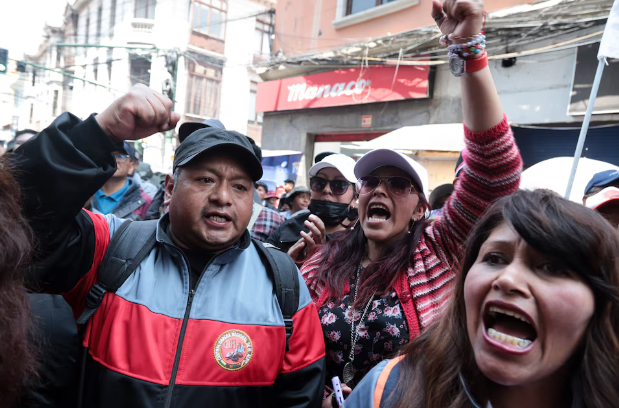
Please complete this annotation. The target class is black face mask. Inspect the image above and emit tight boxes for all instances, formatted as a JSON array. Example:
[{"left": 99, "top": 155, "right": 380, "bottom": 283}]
[{"left": 308, "top": 200, "right": 354, "bottom": 227}]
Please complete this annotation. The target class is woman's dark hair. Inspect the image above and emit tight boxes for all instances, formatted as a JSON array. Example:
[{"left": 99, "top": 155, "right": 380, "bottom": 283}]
[
  {"left": 0, "top": 158, "right": 37, "bottom": 406},
  {"left": 389, "top": 189, "right": 619, "bottom": 408},
  {"left": 315, "top": 188, "right": 428, "bottom": 309}
]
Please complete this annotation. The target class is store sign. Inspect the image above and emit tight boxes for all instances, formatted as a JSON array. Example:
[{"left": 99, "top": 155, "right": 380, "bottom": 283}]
[
  {"left": 256, "top": 65, "right": 429, "bottom": 112},
  {"left": 361, "top": 115, "right": 372, "bottom": 127}
]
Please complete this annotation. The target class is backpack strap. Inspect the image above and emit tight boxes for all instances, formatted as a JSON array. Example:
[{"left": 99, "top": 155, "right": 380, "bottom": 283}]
[
  {"left": 374, "top": 355, "right": 406, "bottom": 408},
  {"left": 252, "top": 239, "right": 300, "bottom": 352},
  {"left": 76, "top": 220, "right": 158, "bottom": 325}
]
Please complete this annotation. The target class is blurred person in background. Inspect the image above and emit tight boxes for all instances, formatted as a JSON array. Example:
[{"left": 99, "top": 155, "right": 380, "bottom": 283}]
[
  {"left": 583, "top": 170, "right": 619, "bottom": 228},
  {"left": 428, "top": 183, "right": 454, "bottom": 218},
  {"left": 278, "top": 179, "right": 297, "bottom": 212},
  {"left": 127, "top": 149, "right": 158, "bottom": 199},
  {"left": 284, "top": 179, "right": 295, "bottom": 194},
  {"left": 288, "top": 187, "right": 311, "bottom": 217},
  {"left": 255, "top": 181, "right": 269, "bottom": 203},
  {"left": 6, "top": 129, "right": 37, "bottom": 153},
  {"left": 265, "top": 191, "right": 279, "bottom": 209},
  {"left": 346, "top": 189, "right": 619, "bottom": 408},
  {"left": 90, "top": 141, "right": 153, "bottom": 220}
]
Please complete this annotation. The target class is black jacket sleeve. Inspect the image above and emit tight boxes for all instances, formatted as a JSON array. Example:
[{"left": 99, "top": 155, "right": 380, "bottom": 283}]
[
  {"left": 11, "top": 113, "right": 120, "bottom": 292},
  {"left": 266, "top": 222, "right": 283, "bottom": 247},
  {"left": 272, "top": 358, "right": 326, "bottom": 408}
]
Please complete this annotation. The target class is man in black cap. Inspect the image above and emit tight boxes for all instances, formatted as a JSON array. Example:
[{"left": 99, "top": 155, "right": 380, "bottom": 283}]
[{"left": 11, "top": 84, "right": 325, "bottom": 408}]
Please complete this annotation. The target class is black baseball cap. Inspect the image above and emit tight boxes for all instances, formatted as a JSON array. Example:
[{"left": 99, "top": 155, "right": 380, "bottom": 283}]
[
  {"left": 173, "top": 127, "right": 263, "bottom": 181},
  {"left": 178, "top": 119, "right": 226, "bottom": 143}
]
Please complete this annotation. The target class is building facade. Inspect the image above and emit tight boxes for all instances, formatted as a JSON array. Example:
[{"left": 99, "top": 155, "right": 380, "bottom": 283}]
[
  {"left": 257, "top": 0, "right": 619, "bottom": 189},
  {"left": 24, "top": 0, "right": 275, "bottom": 172}
]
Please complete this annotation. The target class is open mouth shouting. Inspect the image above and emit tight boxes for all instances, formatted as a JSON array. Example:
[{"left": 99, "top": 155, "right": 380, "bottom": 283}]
[
  {"left": 367, "top": 202, "right": 391, "bottom": 223},
  {"left": 483, "top": 302, "right": 537, "bottom": 352},
  {"left": 204, "top": 211, "right": 233, "bottom": 227}
]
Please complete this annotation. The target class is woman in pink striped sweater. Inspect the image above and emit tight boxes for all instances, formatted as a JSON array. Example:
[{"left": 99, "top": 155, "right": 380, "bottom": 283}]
[{"left": 300, "top": 1, "right": 522, "bottom": 405}]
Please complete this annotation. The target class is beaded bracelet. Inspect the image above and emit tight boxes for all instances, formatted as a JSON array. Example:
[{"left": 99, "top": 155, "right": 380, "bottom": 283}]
[{"left": 446, "top": 33, "right": 486, "bottom": 58}]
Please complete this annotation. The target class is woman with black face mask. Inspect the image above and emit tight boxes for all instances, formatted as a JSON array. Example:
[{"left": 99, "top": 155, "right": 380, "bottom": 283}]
[{"left": 266, "top": 153, "right": 357, "bottom": 256}]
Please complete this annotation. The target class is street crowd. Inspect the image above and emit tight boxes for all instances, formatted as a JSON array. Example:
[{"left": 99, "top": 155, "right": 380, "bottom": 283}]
[{"left": 2, "top": 1, "right": 619, "bottom": 408}]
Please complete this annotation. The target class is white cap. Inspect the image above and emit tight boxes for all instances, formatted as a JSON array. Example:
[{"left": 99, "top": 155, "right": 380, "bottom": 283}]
[
  {"left": 309, "top": 153, "right": 357, "bottom": 183},
  {"left": 585, "top": 186, "right": 619, "bottom": 210},
  {"left": 354, "top": 149, "right": 429, "bottom": 197}
]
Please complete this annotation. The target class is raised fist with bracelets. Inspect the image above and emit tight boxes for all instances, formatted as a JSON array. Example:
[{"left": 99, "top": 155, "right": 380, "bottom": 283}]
[{"left": 433, "top": 0, "right": 489, "bottom": 77}]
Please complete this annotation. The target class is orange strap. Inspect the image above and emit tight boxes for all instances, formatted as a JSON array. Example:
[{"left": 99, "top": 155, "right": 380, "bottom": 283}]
[{"left": 373, "top": 355, "right": 406, "bottom": 408}]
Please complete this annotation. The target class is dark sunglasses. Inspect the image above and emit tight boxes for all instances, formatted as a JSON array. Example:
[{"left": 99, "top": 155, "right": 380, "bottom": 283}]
[
  {"left": 310, "top": 177, "right": 352, "bottom": 196},
  {"left": 357, "top": 176, "right": 418, "bottom": 197}
]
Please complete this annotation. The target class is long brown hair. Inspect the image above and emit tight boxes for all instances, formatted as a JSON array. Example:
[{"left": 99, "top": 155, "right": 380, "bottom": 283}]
[
  {"left": 389, "top": 189, "right": 619, "bottom": 408},
  {"left": 0, "top": 158, "right": 37, "bottom": 406}
]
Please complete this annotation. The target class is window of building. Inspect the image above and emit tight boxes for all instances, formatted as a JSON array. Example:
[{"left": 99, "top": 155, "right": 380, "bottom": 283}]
[
  {"left": 110, "top": 0, "right": 116, "bottom": 32},
  {"left": 347, "top": 0, "right": 398, "bottom": 15},
  {"left": 130, "top": 54, "right": 151, "bottom": 86},
  {"left": 107, "top": 50, "right": 113, "bottom": 83},
  {"left": 96, "top": 5, "right": 102, "bottom": 40},
  {"left": 135, "top": 0, "right": 156, "bottom": 19},
  {"left": 52, "top": 90, "right": 59, "bottom": 117},
  {"left": 85, "top": 16, "right": 90, "bottom": 44},
  {"left": 248, "top": 84, "right": 263, "bottom": 124},
  {"left": 192, "top": 0, "right": 227, "bottom": 39},
  {"left": 185, "top": 60, "right": 221, "bottom": 118},
  {"left": 93, "top": 57, "right": 99, "bottom": 82},
  {"left": 254, "top": 19, "right": 270, "bottom": 56}
]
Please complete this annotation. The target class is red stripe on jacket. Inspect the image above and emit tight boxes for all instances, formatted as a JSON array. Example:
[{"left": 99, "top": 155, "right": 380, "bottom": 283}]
[
  {"left": 62, "top": 210, "right": 110, "bottom": 321},
  {"left": 85, "top": 294, "right": 324, "bottom": 386},
  {"left": 281, "top": 302, "right": 326, "bottom": 373}
]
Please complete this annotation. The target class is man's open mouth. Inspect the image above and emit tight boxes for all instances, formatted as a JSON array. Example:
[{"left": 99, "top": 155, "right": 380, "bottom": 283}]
[
  {"left": 367, "top": 203, "right": 391, "bottom": 222},
  {"left": 205, "top": 213, "right": 232, "bottom": 223},
  {"left": 483, "top": 305, "right": 537, "bottom": 349}
]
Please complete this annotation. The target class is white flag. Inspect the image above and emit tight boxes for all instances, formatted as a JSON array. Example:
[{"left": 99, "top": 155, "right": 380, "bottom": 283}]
[{"left": 599, "top": 0, "right": 619, "bottom": 60}]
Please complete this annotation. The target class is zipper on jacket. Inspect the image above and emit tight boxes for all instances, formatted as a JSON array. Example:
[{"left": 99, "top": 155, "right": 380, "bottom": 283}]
[
  {"left": 163, "top": 288, "right": 196, "bottom": 408},
  {"left": 162, "top": 248, "right": 229, "bottom": 408}
]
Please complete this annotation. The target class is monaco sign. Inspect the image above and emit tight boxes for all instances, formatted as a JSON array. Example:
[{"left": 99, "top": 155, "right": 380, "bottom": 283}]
[{"left": 256, "top": 65, "right": 429, "bottom": 113}]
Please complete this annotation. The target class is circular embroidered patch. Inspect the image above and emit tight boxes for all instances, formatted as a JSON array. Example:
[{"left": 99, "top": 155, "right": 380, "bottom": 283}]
[{"left": 213, "top": 330, "right": 253, "bottom": 371}]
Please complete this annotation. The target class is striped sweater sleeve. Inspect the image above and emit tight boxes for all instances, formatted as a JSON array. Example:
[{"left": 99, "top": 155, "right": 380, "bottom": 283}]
[
  {"left": 428, "top": 115, "right": 522, "bottom": 262},
  {"left": 300, "top": 250, "right": 326, "bottom": 304}
]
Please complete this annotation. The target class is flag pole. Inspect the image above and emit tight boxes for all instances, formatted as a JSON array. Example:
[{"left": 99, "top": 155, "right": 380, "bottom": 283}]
[{"left": 564, "top": 58, "right": 606, "bottom": 199}]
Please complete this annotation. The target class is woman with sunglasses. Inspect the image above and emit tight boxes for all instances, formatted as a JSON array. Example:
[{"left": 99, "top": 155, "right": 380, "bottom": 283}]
[
  {"left": 301, "top": 0, "right": 522, "bottom": 405},
  {"left": 267, "top": 153, "right": 358, "bottom": 255}
]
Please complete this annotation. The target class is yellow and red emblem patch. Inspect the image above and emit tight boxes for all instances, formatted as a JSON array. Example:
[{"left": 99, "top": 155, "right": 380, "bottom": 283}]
[{"left": 213, "top": 329, "right": 253, "bottom": 371}]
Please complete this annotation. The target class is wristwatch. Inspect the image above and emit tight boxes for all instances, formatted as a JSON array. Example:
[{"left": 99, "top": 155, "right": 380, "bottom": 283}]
[{"left": 449, "top": 51, "right": 488, "bottom": 77}]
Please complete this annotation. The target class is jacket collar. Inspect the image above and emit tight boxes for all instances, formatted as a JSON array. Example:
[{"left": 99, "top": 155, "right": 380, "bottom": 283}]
[{"left": 156, "top": 213, "right": 252, "bottom": 265}]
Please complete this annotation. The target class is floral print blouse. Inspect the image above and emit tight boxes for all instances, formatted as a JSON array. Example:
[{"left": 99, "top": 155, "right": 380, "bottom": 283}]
[{"left": 317, "top": 269, "right": 410, "bottom": 389}]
